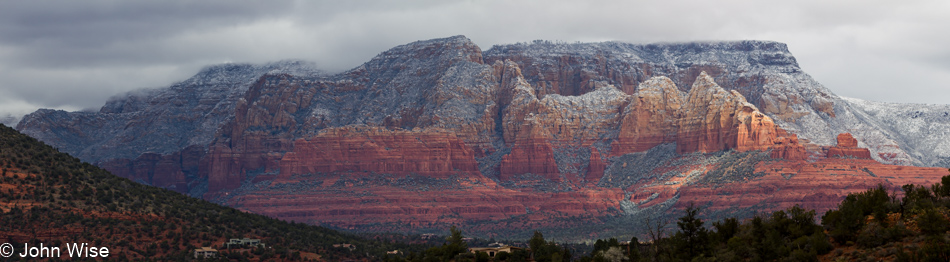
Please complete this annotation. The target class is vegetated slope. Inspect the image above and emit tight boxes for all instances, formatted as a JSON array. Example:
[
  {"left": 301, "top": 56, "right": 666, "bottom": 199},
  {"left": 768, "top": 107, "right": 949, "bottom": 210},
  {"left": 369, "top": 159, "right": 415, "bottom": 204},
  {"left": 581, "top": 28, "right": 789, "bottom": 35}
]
[
  {"left": 580, "top": 176, "right": 950, "bottom": 262},
  {"left": 0, "top": 123, "right": 424, "bottom": 261}
]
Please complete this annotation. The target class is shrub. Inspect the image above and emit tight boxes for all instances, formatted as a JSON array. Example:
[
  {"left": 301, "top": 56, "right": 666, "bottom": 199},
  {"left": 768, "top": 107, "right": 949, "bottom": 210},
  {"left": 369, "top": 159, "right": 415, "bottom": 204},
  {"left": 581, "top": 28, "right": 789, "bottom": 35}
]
[
  {"left": 916, "top": 209, "right": 948, "bottom": 236},
  {"left": 822, "top": 185, "right": 893, "bottom": 244}
]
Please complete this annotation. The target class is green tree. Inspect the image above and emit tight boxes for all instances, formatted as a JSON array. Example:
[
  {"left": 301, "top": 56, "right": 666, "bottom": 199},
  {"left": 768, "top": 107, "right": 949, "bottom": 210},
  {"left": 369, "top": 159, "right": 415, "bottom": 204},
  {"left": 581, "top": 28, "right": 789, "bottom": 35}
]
[
  {"left": 593, "top": 239, "right": 606, "bottom": 253},
  {"left": 627, "top": 237, "right": 640, "bottom": 261},
  {"left": 508, "top": 248, "right": 530, "bottom": 262},
  {"left": 822, "top": 184, "right": 893, "bottom": 244},
  {"left": 674, "top": 203, "right": 708, "bottom": 259},
  {"left": 930, "top": 175, "right": 950, "bottom": 197},
  {"left": 494, "top": 251, "right": 510, "bottom": 261},
  {"left": 448, "top": 226, "right": 467, "bottom": 253},
  {"left": 919, "top": 238, "right": 950, "bottom": 262},
  {"left": 917, "top": 209, "right": 948, "bottom": 236},
  {"left": 529, "top": 231, "right": 545, "bottom": 260},
  {"left": 474, "top": 251, "right": 490, "bottom": 262},
  {"left": 712, "top": 217, "right": 739, "bottom": 243}
]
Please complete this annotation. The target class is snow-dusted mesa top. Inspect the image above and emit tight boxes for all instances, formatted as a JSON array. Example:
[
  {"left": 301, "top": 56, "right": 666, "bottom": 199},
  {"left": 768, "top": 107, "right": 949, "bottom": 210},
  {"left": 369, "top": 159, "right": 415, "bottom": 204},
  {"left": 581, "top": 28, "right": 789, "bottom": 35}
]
[{"left": 486, "top": 40, "right": 800, "bottom": 73}]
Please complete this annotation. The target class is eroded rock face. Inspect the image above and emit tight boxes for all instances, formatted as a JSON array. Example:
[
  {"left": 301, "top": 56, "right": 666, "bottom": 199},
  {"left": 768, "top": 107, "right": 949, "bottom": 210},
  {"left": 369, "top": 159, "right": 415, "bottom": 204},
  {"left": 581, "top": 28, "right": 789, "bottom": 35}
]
[
  {"left": 279, "top": 126, "right": 479, "bottom": 178},
  {"left": 678, "top": 72, "right": 778, "bottom": 154},
  {"left": 209, "top": 65, "right": 816, "bottom": 236},
  {"left": 98, "top": 145, "right": 205, "bottom": 193},
  {"left": 482, "top": 40, "right": 950, "bottom": 167},
  {"left": 231, "top": 179, "right": 626, "bottom": 236},
  {"left": 676, "top": 158, "right": 947, "bottom": 216},
  {"left": 14, "top": 36, "right": 949, "bottom": 239},
  {"left": 193, "top": 38, "right": 819, "bottom": 237},
  {"left": 609, "top": 72, "right": 807, "bottom": 160},
  {"left": 204, "top": 36, "right": 500, "bottom": 193},
  {"left": 612, "top": 77, "right": 683, "bottom": 156},
  {"left": 17, "top": 61, "right": 321, "bottom": 194},
  {"left": 768, "top": 130, "right": 807, "bottom": 160},
  {"left": 828, "top": 133, "right": 872, "bottom": 159}
]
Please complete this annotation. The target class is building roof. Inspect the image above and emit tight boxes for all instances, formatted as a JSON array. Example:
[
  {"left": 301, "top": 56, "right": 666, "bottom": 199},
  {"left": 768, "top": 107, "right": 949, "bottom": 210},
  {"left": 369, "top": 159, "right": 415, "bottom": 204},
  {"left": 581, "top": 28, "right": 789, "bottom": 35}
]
[
  {"left": 470, "top": 246, "right": 523, "bottom": 252},
  {"left": 195, "top": 247, "right": 218, "bottom": 252}
]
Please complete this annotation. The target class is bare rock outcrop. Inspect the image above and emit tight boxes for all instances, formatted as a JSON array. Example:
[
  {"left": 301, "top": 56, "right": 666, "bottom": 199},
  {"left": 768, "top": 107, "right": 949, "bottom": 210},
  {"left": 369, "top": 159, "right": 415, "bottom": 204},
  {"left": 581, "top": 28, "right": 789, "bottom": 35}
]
[
  {"left": 768, "top": 130, "right": 807, "bottom": 160},
  {"left": 609, "top": 72, "right": 807, "bottom": 160},
  {"left": 279, "top": 126, "right": 479, "bottom": 178},
  {"left": 678, "top": 72, "right": 775, "bottom": 153},
  {"left": 827, "top": 133, "right": 872, "bottom": 159},
  {"left": 676, "top": 158, "right": 947, "bottom": 216},
  {"left": 612, "top": 76, "right": 683, "bottom": 156}
]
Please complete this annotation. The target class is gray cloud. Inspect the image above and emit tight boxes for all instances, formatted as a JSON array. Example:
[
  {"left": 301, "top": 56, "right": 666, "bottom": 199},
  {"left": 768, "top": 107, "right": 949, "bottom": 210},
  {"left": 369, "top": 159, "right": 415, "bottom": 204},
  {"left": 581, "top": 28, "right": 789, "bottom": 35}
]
[{"left": 1, "top": 0, "right": 948, "bottom": 123}]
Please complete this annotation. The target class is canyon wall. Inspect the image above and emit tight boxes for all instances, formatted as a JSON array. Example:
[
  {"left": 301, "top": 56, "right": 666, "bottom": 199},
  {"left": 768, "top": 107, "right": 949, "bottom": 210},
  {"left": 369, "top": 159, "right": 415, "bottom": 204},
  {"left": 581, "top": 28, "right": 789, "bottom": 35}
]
[{"left": 15, "top": 35, "right": 950, "bottom": 238}]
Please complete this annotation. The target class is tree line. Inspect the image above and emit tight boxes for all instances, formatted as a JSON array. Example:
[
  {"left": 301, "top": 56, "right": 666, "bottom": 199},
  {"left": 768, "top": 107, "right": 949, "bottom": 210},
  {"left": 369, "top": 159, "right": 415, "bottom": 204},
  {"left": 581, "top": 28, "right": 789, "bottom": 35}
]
[
  {"left": 388, "top": 174, "right": 950, "bottom": 261},
  {"left": 582, "top": 175, "right": 950, "bottom": 261}
]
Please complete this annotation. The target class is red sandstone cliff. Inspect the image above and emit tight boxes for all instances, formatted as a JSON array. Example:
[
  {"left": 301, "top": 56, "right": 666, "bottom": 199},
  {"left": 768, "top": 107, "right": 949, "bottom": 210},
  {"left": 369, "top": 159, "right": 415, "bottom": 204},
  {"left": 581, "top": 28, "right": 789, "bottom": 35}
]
[
  {"left": 98, "top": 145, "right": 205, "bottom": 192},
  {"left": 827, "top": 133, "right": 873, "bottom": 159},
  {"left": 612, "top": 76, "right": 683, "bottom": 155},
  {"left": 17, "top": 36, "right": 950, "bottom": 239},
  {"left": 205, "top": 67, "right": 820, "bottom": 235},
  {"left": 211, "top": 69, "right": 827, "bottom": 236},
  {"left": 677, "top": 72, "right": 801, "bottom": 155},
  {"left": 674, "top": 158, "right": 947, "bottom": 216},
  {"left": 279, "top": 126, "right": 480, "bottom": 178},
  {"left": 610, "top": 72, "right": 807, "bottom": 160}
]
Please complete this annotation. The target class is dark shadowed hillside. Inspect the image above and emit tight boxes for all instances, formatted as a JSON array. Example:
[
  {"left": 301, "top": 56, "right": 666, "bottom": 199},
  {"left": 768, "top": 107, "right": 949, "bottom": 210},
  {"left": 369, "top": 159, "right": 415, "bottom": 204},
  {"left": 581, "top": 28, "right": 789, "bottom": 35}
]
[{"left": 0, "top": 123, "right": 429, "bottom": 261}]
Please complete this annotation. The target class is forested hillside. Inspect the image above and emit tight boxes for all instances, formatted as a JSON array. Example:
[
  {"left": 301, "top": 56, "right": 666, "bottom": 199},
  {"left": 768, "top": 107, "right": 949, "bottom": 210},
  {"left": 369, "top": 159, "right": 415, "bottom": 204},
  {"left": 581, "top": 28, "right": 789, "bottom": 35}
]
[
  {"left": 0, "top": 123, "right": 428, "bottom": 261},
  {"left": 580, "top": 177, "right": 950, "bottom": 261}
]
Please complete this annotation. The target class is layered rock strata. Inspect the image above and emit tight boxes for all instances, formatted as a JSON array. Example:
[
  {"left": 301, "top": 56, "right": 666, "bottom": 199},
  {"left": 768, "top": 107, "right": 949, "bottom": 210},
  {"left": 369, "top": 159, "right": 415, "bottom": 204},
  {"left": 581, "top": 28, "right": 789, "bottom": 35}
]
[
  {"left": 675, "top": 158, "right": 947, "bottom": 216},
  {"left": 827, "top": 133, "right": 873, "bottom": 159},
  {"left": 279, "top": 126, "right": 480, "bottom": 178},
  {"left": 14, "top": 36, "right": 950, "bottom": 238}
]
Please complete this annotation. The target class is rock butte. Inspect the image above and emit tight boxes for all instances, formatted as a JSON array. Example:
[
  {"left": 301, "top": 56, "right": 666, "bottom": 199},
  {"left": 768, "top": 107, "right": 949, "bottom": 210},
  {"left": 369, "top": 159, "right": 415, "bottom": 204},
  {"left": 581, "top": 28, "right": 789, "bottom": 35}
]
[
  {"left": 827, "top": 133, "right": 873, "bottom": 159},
  {"left": 15, "top": 36, "right": 950, "bottom": 238}
]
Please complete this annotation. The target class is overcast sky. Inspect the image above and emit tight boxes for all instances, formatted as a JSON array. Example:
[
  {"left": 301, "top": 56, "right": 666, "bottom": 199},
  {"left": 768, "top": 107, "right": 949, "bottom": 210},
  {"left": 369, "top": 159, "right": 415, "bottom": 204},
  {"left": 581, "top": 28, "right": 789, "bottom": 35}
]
[{"left": 2, "top": 0, "right": 948, "bottom": 125}]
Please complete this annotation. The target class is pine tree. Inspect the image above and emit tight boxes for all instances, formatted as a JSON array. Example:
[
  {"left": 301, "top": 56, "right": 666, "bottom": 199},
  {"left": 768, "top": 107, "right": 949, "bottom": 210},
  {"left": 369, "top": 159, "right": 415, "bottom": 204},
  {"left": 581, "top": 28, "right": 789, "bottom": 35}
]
[{"left": 675, "top": 203, "right": 708, "bottom": 259}]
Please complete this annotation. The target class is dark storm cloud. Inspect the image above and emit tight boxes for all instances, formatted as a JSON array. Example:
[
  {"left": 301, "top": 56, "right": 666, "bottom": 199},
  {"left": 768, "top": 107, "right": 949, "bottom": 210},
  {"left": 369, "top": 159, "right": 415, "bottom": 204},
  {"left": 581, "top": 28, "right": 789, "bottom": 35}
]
[
  {"left": 0, "top": 0, "right": 297, "bottom": 124},
  {"left": 1, "top": 0, "right": 948, "bottom": 125},
  {"left": 0, "top": 1, "right": 294, "bottom": 67}
]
